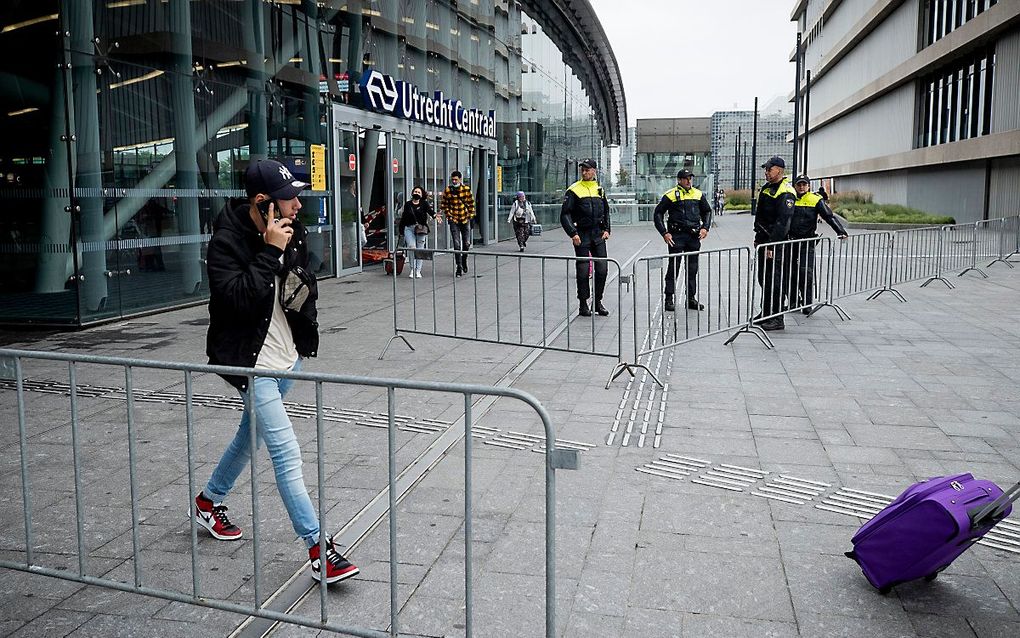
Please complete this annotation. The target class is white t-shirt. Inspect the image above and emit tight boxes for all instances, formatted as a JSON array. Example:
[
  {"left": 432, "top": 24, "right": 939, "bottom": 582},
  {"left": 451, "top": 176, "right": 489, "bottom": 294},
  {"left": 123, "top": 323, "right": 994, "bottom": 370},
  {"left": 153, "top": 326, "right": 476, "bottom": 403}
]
[{"left": 256, "top": 259, "right": 299, "bottom": 371}]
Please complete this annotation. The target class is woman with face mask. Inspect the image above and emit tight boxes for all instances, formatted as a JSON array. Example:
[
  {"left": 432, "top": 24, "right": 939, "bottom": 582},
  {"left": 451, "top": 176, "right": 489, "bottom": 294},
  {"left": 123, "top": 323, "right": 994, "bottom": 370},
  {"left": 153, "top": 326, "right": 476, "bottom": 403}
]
[
  {"left": 399, "top": 186, "right": 439, "bottom": 278},
  {"left": 507, "top": 191, "right": 537, "bottom": 252}
]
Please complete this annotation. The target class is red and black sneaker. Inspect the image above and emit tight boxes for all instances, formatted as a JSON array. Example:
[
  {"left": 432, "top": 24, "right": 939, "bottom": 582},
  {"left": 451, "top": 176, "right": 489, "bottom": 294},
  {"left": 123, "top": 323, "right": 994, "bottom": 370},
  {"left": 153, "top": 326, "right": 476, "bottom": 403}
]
[
  {"left": 193, "top": 492, "right": 242, "bottom": 541},
  {"left": 309, "top": 537, "right": 359, "bottom": 584}
]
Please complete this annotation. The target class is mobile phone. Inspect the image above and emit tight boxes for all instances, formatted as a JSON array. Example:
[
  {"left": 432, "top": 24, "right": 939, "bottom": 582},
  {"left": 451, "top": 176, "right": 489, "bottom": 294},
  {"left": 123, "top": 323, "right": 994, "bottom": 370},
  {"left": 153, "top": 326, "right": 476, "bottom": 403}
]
[{"left": 256, "top": 198, "right": 276, "bottom": 224}]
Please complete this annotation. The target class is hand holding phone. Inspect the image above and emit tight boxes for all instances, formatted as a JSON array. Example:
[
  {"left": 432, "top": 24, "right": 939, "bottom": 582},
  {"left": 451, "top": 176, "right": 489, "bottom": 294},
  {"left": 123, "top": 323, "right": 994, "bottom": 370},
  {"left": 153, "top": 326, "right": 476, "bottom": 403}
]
[{"left": 261, "top": 200, "right": 293, "bottom": 250}]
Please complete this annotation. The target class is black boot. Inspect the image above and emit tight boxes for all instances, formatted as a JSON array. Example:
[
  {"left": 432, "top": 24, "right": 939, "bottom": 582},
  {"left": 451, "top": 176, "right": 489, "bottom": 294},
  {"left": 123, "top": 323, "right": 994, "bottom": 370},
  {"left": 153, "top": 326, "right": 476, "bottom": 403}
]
[
  {"left": 595, "top": 301, "right": 610, "bottom": 317},
  {"left": 687, "top": 298, "right": 704, "bottom": 310},
  {"left": 664, "top": 295, "right": 675, "bottom": 312},
  {"left": 579, "top": 300, "right": 592, "bottom": 317},
  {"left": 759, "top": 317, "right": 785, "bottom": 331}
]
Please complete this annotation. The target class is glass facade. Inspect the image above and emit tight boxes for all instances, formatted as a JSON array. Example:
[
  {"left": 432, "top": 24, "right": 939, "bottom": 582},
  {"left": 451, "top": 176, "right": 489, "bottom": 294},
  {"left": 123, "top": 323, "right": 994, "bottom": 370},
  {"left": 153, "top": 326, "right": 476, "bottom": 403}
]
[
  {"left": 0, "top": 1, "right": 613, "bottom": 326},
  {"left": 635, "top": 152, "right": 711, "bottom": 203},
  {"left": 710, "top": 111, "right": 794, "bottom": 192}
]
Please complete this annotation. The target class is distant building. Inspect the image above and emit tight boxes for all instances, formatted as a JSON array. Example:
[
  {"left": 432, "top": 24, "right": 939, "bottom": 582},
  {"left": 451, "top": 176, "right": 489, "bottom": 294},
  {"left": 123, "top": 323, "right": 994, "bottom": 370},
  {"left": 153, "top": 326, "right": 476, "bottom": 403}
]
[
  {"left": 615, "top": 125, "right": 637, "bottom": 188},
  {"left": 791, "top": 0, "right": 1020, "bottom": 221},
  {"left": 635, "top": 118, "right": 712, "bottom": 202},
  {"left": 710, "top": 106, "right": 794, "bottom": 192}
]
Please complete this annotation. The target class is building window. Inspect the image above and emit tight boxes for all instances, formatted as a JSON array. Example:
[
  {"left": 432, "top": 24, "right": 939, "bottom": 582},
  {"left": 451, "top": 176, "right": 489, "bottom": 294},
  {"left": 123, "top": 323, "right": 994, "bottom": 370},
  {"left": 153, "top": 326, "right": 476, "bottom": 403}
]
[
  {"left": 920, "top": 0, "right": 997, "bottom": 49},
  {"left": 915, "top": 46, "right": 995, "bottom": 148}
]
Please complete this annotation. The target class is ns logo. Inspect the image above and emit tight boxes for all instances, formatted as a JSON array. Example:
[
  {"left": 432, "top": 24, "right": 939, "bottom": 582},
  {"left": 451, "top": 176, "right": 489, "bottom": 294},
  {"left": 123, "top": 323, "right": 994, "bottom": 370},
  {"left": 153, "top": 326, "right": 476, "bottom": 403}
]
[{"left": 359, "top": 70, "right": 398, "bottom": 113}]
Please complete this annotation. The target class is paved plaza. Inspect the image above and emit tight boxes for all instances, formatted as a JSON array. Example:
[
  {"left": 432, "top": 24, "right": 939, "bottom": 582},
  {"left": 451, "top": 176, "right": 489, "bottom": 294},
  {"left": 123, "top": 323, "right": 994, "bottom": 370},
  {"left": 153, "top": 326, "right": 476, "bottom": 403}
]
[{"left": 2, "top": 215, "right": 1020, "bottom": 637}]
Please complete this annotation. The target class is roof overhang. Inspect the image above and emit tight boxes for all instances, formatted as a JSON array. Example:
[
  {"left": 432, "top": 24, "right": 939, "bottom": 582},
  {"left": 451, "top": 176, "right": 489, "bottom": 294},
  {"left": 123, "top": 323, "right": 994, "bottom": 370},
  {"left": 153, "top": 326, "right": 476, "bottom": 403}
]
[{"left": 520, "top": 0, "right": 628, "bottom": 146}]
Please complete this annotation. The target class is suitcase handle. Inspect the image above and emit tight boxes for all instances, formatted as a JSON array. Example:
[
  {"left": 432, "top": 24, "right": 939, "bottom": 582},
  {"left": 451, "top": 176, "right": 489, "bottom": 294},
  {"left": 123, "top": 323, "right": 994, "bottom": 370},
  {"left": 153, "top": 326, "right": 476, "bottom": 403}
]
[{"left": 969, "top": 481, "right": 1020, "bottom": 529}]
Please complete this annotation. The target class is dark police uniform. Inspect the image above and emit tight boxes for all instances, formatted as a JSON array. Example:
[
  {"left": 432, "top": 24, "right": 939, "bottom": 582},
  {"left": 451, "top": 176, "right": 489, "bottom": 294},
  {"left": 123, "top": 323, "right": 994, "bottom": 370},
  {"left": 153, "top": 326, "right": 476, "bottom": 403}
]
[
  {"left": 754, "top": 177, "right": 796, "bottom": 318},
  {"left": 560, "top": 178, "right": 611, "bottom": 311},
  {"left": 789, "top": 189, "right": 848, "bottom": 309},
  {"left": 653, "top": 184, "right": 712, "bottom": 307}
]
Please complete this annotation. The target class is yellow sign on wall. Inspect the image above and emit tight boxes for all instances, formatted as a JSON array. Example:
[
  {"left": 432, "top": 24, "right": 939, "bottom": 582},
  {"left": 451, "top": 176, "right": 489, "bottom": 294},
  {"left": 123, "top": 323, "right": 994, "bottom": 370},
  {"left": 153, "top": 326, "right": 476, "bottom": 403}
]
[
  {"left": 310, "top": 144, "right": 326, "bottom": 191},
  {"left": 496, "top": 165, "right": 503, "bottom": 192}
]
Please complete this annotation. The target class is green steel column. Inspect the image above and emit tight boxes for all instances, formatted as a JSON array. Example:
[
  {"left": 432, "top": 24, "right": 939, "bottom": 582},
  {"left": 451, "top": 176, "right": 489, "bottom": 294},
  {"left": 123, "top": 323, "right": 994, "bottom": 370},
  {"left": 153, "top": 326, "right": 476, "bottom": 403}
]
[
  {"left": 35, "top": 65, "right": 73, "bottom": 293},
  {"left": 169, "top": 0, "right": 202, "bottom": 294},
  {"left": 67, "top": 0, "right": 108, "bottom": 312},
  {"left": 244, "top": 0, "right": 268, "bottom": 158}
]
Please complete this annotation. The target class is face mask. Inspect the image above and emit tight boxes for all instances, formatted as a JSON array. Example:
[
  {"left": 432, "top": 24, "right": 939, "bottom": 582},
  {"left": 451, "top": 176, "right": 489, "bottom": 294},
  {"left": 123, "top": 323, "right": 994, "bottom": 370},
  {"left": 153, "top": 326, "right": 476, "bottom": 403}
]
[{"left": 412, "top": 194, "right": 421, "bottom": 201}]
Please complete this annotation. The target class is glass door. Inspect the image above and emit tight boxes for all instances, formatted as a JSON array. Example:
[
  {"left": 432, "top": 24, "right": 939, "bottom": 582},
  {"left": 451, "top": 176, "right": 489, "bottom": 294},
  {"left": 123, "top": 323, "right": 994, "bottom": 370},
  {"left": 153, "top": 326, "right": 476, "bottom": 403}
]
[
  {"left": 334, "top": 125, "right": 361, "bottom": 274},
  {"left": 359, "top": 128, "right": 390, "bottom": 266},
  {"left": 391, "top": 135, "right": 407, "bottom": 255}
]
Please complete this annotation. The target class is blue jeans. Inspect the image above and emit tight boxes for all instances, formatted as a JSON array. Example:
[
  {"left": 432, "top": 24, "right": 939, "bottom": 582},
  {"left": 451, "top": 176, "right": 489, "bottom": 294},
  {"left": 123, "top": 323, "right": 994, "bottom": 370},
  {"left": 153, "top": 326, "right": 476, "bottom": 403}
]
[
  {"left": 204, "top": 359, "right": 320, "bottom": 548},
  {"left": 403, "top": 226, "right": 426, "bottom": 272}
]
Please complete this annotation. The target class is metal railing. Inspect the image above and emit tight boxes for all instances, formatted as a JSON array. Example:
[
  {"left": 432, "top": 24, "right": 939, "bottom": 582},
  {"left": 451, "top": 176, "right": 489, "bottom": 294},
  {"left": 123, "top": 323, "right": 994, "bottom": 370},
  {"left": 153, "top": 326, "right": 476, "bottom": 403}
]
[
  {"left": 0, "top": 348, "right": 574, "bottom": 638},
  {"left": 977, "top": 218, "right": 1015, "bottom": 270},
  {"left": 630, "top": 246, "right": 753, "bottom": 366},
  {"left": 382, "top": 247, "right": 632, "bottom": 382}
]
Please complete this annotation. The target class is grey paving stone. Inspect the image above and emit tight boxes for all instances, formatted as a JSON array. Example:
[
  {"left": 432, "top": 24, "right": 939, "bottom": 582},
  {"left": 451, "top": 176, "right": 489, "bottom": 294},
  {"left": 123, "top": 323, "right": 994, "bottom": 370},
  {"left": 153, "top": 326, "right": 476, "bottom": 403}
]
[
  {"left": 683, "top": 612, "right": 799, "bottom": 637},
  {"left": 621, "top": 606, "right": 682, "bottom": 638},
  {"left": 796, "top": 610, "right": 915, "bottom": 638},
  {"left": 9, "top": 609, "right": 93, "bottom": 638},
  {"left": 907, "top": 611, "right": 978, "bottom": 638},
  {"left": 753, "top": 437, "right": 830, "bottom": 466},
  {"left": 563, "top": 611, "right": 627, "bottom": 638},
  {"left": 897, "top": 573, "right": 1019, "bottom": 620},
  {"left": 629, "top": 548, "right": 795, "bottom": 622},
  {"left": 825, "top": 445, "right": 904, "bottom": 466},
  {"left": 785, "top": 550, "right": 910, "bottom": 621}
]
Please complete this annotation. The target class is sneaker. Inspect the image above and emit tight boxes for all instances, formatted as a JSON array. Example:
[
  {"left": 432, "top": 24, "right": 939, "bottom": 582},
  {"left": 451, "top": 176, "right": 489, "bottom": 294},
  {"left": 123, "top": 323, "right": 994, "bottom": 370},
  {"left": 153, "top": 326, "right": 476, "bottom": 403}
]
[
  {"left": 579, "top": 300, "right": 592, "bottom": 317},
  {"left": 687, "top": 298, "right": 704, "bottom": 311},
  {"left": 193, "top": 493, "right": 242, "bottom": 541},
  {"left": 455, "top": 268, "right": 463, "bottom": 277},
  {"left": 309, "top": 537, "right": 359, "bottom": 584},
  {"left": 664, "top": 296, "right": 675, "bottom": 312},
  {"left": 415, "top": 271, "right": 423, "bottom": 278},
  {"left": 595, "top": 302, "right": 610, "bottom": 317},
  {"left": 408, "top": 270, "right": 415, "bottom": 278},
  {"left": 759, "top": 318, "right": 785, "bottom": 331},
  {"left": 462, "top": 262, "right": 469, "bottom": 274}
]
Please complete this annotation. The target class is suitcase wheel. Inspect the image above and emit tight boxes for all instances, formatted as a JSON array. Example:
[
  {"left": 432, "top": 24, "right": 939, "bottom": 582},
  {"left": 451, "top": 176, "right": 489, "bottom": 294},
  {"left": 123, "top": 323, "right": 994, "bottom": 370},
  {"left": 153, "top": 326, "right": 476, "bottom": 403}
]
[
  {"left": 878, "top": 586, "right": 893, "bottom": 595},
  {"left": 924, "top": 572, "right": 939, "bottom": 582}
]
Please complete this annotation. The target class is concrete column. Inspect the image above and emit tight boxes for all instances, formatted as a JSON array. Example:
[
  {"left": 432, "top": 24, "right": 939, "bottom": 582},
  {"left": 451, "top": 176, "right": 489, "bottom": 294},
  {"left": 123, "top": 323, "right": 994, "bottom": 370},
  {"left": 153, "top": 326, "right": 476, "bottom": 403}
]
[
  {"left": 243, "top": 0, "right": 267, "bottom": 158},
  {"left": 35, "top": 65, "right": 72, "bottom": 293}
]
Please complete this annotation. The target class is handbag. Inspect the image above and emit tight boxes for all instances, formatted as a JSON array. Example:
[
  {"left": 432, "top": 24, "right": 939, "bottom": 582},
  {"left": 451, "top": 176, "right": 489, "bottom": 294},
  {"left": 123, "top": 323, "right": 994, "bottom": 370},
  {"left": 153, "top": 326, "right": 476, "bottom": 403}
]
[
  {"left": 530, "top": 223, "right": 543, "bottom": 236},
  {"left": 280, "top": 265, "right": 314, "bottom": 312},
  {"left": 413, "top": 223, "right": 430, "bottom": 235}
]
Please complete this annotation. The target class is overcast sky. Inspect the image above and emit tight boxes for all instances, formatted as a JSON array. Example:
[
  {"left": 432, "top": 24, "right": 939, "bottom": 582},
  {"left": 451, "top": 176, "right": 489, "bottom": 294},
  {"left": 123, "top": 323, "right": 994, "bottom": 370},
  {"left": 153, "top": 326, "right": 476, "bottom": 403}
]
[{"left": 588, "top": 0, "right": 799, "bottom": 125}]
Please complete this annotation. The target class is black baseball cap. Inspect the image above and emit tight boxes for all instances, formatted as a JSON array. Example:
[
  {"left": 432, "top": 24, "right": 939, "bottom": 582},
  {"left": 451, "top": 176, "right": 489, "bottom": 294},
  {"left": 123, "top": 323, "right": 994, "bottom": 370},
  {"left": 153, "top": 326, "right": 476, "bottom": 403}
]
[
  {"left": 794, "top": 174, "right": 811, "bottom": 184},
  {"left": 578, "top": 158, "right": 598, "bottom": 169},
  {"left": 677, "top": 169, "right": 694, "bottom": 179},
  {"left": 245, "top": 159, "right": 309, "bottom": 200},
  {"left": 761, "top": 156, "right": 786, "bottom": 169}
]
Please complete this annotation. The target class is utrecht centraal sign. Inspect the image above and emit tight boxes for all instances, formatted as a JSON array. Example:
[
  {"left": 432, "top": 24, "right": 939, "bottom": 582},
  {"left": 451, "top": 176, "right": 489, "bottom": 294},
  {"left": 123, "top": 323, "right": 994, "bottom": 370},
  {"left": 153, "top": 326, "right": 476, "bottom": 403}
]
[{"left": 359, "top": 69, "right": 496, "bottom": 139}]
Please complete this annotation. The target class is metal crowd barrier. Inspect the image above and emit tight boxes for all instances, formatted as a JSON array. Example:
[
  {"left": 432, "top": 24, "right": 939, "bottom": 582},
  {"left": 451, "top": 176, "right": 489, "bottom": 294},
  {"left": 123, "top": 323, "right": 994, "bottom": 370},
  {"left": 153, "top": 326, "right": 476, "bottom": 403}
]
[
  {"left": 871, "top": 226, "right": 942, "bottom": 300},
  {"left": 382, "top": 247, "right": 633, "bottom": 384},
  {"left": 1006, "top": 216, "right": 1020, "bottom": 262},
  {"left": 826, "top": 231, "right": 890, "bottom": 309},
  {"left": 630, "top": 246, "right": 753, "bottom": 367},
  {"left": 941, "top": 223, "right": 985, "bottom": 282},
  {"left": 724, "top": 236, "right": 834, "bottom": 348},
  {"left": 977, "top": 217, "right": 1016, "bottom": 270},
  {"left": 0, "top": 349, "right": 572, "bottom": 638}
]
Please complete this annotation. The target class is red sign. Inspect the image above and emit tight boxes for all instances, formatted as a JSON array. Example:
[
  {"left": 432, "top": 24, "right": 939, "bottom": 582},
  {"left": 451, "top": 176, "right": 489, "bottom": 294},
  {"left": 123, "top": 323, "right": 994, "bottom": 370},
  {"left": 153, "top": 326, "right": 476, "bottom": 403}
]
[
  {"left": 392, "top": 158, "right": 399, "bottom": 174},
  {"left": 348, "top": 154, "right": 356, "bottom": 171}
]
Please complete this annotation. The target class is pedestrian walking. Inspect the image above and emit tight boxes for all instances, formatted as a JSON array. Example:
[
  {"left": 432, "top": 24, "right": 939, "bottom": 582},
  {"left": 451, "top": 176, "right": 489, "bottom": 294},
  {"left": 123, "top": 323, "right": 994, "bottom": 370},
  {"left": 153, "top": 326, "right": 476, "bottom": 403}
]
[
  {"left": 560, "top": 158, "right": 611, "bottom": 317},
  {"left": 440, "top": 170, "right": 475, "bottom": 276},
  {"left": 507, "top": 191, "right": 536, "bottom": 251},
  {"left": 653, "top": 169, "right": 712, "bottom": 311},
  {"left": 790, "top": 175, "right": 848, "bottom": 313},
  {"left": 400, "top": 185, "right": 440, "bottom": 278},
  {"left": 753, "top": 156, "right": 796, "bottom": 331},
  {"left": 198, "top": 158, "right": 359, "bottom": 585}
]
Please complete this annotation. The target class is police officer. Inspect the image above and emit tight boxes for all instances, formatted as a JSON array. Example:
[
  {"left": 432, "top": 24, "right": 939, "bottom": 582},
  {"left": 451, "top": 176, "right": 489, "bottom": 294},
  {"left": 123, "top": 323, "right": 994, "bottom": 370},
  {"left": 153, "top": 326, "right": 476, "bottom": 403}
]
[
  {"left": 561, "top": 158, "right": 611, "bottom": 317},
  {"left": 653, "top": 169, "right": 712, "bottom": 311},
  {"left": 790, "top": 175, "right": 848, "bottom": 314},
  {"left": 754, "top": 156, "right": 796, "bottom": 331}
]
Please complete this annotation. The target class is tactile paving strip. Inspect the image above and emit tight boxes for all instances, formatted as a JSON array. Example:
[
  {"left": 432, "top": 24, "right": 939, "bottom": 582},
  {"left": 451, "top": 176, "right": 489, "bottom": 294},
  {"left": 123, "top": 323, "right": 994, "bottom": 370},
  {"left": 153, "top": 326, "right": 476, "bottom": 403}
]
[{"left": 634, "top": 454, "right": 1019, "bottom": 555}]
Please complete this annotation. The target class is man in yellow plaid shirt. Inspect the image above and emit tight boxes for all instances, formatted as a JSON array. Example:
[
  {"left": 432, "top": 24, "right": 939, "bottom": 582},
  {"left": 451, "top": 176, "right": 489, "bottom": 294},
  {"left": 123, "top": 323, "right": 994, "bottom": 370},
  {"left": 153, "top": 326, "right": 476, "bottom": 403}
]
[{"left": 439, "top": 170, "right": 476, "bottom": 276}]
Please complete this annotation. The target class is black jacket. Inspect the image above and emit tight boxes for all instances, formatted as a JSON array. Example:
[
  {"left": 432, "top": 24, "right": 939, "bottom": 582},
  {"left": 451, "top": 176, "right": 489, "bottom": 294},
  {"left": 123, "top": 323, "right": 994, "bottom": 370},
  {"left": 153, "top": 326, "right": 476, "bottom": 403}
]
[
  {"left": 206, "top": 203, "right": 319, "bottom": 391},
  {"left": 754, "top": 178, "right": 797, "bottom": 245},
  {"left": 560, "top": 179, "right": 611, "bottom": 238},
  {"left": 398, "top": 199, "right": 434, "bottom": 233},
  {"left": 653, "top": 185, "right": 713, "bottom": 236}
]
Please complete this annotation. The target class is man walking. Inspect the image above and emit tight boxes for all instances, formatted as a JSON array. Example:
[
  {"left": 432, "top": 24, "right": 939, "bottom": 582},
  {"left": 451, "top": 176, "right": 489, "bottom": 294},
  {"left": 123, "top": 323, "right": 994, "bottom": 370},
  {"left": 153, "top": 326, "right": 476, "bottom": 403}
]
[
  {"left": 653, "top": 169, "right": 712, "bottom": 311},
  {"left": 440, "top": 170, "right": 476, "bottom": 276},
  {"left": 197, "top": 158, "right": 358, "bottom": 584},
  {"left": 561, "top": 158, "right": 611, "bottom": 317},
  {"left": 753, "top": 156, "right": 796, "bottom": 331},
  {"left": 790, "top": 174, "right": 848, "bottom": 313}
]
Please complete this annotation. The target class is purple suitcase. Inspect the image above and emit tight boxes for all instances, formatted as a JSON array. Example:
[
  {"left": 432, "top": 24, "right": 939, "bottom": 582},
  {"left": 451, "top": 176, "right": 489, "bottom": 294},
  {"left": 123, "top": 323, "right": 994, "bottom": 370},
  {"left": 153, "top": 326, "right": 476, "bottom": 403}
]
[{"left": 846, "top": 473, "right": 1019, "bottom": 593}]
